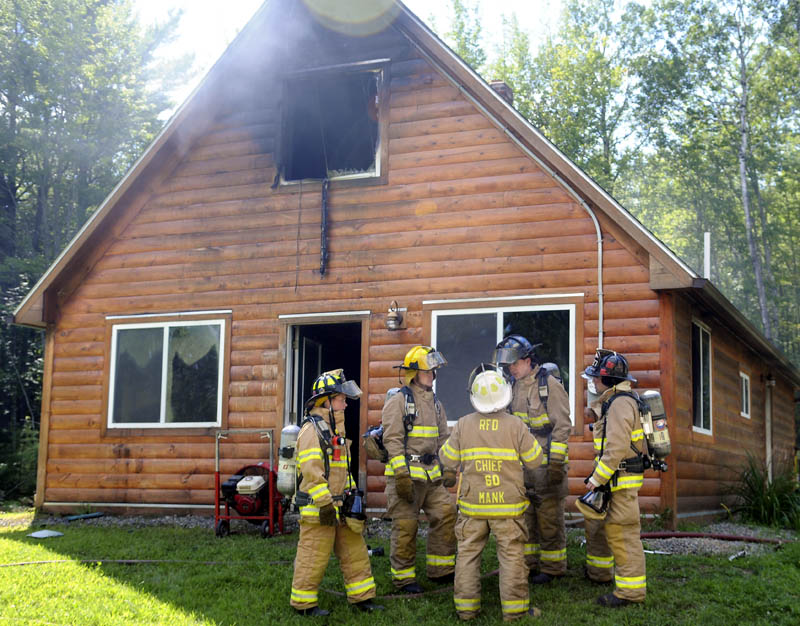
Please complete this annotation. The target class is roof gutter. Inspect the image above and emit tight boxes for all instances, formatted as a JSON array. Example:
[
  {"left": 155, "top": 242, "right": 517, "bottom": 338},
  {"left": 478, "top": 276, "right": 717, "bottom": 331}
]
[{"left": 690, "top": 279, "right": 800, "bottom": 386}]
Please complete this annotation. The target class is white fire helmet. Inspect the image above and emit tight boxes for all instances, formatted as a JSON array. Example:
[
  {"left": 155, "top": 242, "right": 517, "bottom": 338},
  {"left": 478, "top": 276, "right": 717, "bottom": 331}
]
[{"left": 468, "top": 363, "right": 512, "bottom": 414}]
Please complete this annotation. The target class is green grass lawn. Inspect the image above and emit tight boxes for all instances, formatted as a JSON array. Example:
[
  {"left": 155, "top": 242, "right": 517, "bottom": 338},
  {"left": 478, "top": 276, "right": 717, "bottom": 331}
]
[{"left": 1, "top": 511, "right": 798, "bottom": 625}]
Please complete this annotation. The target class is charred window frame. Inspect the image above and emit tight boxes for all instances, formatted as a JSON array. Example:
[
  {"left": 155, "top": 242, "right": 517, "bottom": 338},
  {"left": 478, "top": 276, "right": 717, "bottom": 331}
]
[{"left": 279, "top": 60, "right": 388, "bottom": 185}]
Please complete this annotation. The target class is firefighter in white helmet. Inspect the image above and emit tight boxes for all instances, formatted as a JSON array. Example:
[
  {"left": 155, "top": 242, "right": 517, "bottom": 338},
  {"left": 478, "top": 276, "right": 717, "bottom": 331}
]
[
  {"left": 492, "top": 335, "right": 571, "bottom": 584},
  {"left": 290, "top": 369, "right": 383, "bottom": 616},
  {"left": 578, "top": 349, "right": 647, "bottom": 606},
  {"left": 382, "top": 345, "right": 457, "bottom": 593},
  {"left": 440, "top": 363, "right": 544, "bottom": 621}
]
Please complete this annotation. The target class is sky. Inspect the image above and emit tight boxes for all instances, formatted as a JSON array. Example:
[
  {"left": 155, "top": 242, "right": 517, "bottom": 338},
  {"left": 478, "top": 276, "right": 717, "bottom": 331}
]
[{"left": 133, "top": 0, "right": 564, "bottom": 109}]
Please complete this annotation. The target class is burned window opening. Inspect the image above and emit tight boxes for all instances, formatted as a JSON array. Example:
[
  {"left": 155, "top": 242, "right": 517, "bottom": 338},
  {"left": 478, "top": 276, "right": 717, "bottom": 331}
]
[{"left": 283, "top": 70, "right": 380, "bottom": 182}]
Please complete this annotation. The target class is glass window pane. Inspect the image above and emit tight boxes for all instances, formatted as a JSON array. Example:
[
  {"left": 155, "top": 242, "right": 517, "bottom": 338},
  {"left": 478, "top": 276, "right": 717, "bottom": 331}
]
[
  {"left": 165, "top": 324, "right": 221, "bottom": 423},
  {"left": 435, "top": 313, "right": 497, "bottom": 419},
  {"left": 112, "top": 328, "right": 163, "bottom": 423},
  {"left": 701, "top": 329, "right": 710, "bottom": 429},
  {"left": 692, "top": 324, "right": 701, "bottom": 428},
  {"left": 503, "top": 310, "right": 571, "bottom": 393}
]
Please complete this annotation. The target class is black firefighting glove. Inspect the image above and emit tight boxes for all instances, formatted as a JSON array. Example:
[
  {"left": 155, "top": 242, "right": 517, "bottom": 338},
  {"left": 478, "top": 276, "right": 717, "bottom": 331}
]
[
  {"left": 442, "top": 469, "right": 457, "bottom": 488},
  {"left": 395, "top": 473, "right": 415, "bottom": 503},
  {"left": 548, "top": 462, "right": 566, "bottom": 486},
  {"left": 319, "top": 503, "right": 338, "bottom": 527}
]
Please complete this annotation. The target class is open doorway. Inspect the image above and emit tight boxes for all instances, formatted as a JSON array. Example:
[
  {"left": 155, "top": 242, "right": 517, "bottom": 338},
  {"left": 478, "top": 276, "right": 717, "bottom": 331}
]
[{"left": 285, "top": 322, "right": 363, "bottom": 474}]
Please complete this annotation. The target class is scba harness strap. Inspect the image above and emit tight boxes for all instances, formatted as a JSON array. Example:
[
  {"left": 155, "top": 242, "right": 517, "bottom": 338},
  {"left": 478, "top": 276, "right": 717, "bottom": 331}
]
[{"left": 599, "top": 391, "right": 647, "bottom": 485}]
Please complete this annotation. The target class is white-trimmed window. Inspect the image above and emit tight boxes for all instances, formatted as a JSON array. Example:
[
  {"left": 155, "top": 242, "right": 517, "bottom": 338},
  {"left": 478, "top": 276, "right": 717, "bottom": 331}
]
[
  {"left": 691, "top": 320, "right": 712, "bottom": 433},
  {"left": 431, "top": 303, "right": 576, "bottom": 424},
  {"left": 739, "top": 371, "right": 751, "bottom": 419},
  {"left": 108, "top": 319, "right": 226, "bottom": 428}
]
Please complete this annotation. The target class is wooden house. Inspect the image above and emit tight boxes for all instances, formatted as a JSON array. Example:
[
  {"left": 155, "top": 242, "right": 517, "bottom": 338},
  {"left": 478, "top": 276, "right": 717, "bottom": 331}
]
[{"left": 13, "top": 0, "right": 799, "bottom": 524}]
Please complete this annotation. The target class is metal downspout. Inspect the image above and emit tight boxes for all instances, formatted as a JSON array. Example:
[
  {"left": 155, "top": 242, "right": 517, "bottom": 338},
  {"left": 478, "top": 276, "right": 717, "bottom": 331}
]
[{"left": 404, "top": 42, "right": 604, "bottom": 348}]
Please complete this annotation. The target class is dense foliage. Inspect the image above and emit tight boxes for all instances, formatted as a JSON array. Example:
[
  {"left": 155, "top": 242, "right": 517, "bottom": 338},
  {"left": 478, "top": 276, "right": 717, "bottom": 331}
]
[
  {"left": 0, "top": 0, "right": 189, "bottom": 498},
  {"left": 445, "top": 0, "right": 799, "bottom": 366},
  {"left": 728, "top": 455, "right": 800, "bottom": 530}
]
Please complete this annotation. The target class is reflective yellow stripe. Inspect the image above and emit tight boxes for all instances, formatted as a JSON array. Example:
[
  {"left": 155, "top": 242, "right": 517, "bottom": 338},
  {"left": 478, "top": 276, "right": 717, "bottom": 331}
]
[
  {"left": 520, "top": 441, "right": 542, "bottom": 463},
  {"left": 513, "top": 411, "right": 527, "bottom": 419},
  {"left": 391, "top": 566, "right": 415, "bottom": 580},
  {"left": 611, "top": 474, "right": 644, "bottom": 491},
  {"left": 308, "top": 483, "right": 331, "bottom": 500},
  {"left": 329, "top": 460, "right": 348, "bottom": 468},
  {"left": 454, "top": 597, "right": 481, "bottom": 611},
  {"left": 595, "top": 460, "right": 614, "bottom": 480},
  {"left": 524, "top": 543, "right": 540, "bottom": 556},
  {"left": 459, "top": 447, "right": 520, "bottom": 461},
  {"left": 550, "top": 441, "right": 568, "bottom": 454},
  {"left": 427, "top": 554, "right": 455, "bottom": 566},
  {"left": 408, "top": 425, "right": 439, "bottom": 438},
  {"left": 631, "top": 428, "right": 644, "bottom": 442},
  {"left": 593, "top": 438, "right": 603, "bottom": 452},
  {"left": 615, "top": 574, "right": 646, "bottom": 589},
  {"left": 345, "top": 576, "right": 376, "bottom": 596},
  {"left": 586, "top": 554, "right": 614, "bottom": 568},
  {"left": 540, "top": 548, "right": 567, "bottom": 562},
  {"left": 291, "top": 587, "right": 318, "bottom": 603},
  {"left": 297, "top": 448, "right": 323, "bottom": 462},
  {"left": 529, "top": 413, "right": 550, "bottom": 428},
  {"left": 389, "top": 455, "right": 406, "bottom": 470},
  {"left": 457, "top": 499, "right": 529, "bottom": 517},
  {"left": 441, "top": 441, "right": 460, "bottom": 461},
  {"left": 501, "top": 598, "right": 530, "bottom": 615}
]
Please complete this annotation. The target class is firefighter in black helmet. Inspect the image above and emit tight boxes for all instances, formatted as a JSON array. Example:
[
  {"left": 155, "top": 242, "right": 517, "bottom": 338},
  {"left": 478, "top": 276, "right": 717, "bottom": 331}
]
[
  {"left": 579, "top": 349, "right": 646, "bottom": 607},
  {"left": 493, "top": 335, "right": 571, "bottom": 584},
  {"left": 290, "top": 370, "right": 384, "bottom": 616}
]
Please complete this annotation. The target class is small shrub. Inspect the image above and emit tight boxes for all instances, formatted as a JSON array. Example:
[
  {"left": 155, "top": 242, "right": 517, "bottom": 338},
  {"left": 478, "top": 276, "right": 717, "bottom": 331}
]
[
  {"left": 0, "top": 417, "right": 39, "bottom": 501},
  {"left": 728, "top": 454, "right": 800, "bottom": 531}
]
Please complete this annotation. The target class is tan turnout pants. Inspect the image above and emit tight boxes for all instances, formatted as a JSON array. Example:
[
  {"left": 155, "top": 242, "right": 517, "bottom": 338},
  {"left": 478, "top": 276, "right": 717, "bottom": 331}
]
[
  {"left": 290, "top": 519, "right": 376, "bottom": 610},
  {"left": 454, "top": 516, "right": 532, "bottom": 621},
  {"left": 524, "top": 466, "right": 568, "bottom": 575},
  {"left": 583, "top": 488, "right": 646, "bottom": 602},
  {"left": 386, "top": 477, "right": 457, "bottom": 587}
]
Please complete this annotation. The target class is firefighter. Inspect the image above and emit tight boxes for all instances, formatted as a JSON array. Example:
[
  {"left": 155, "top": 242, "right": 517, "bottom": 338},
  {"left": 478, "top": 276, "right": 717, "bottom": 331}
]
[
  {"left": 492, "top": 335, "right": 571, "bottom": 584},
  {"left": 290, "top": 369, "right": 384, "bottom": 616},
  {"left": 382, "top": 345, "right": 457, "bottom": 593},
  {"left": 579, "top": 349, "right": 647, "bottom": 607},
  {"left": 440, "top": 364, "right": 544, "bottom": 621}
]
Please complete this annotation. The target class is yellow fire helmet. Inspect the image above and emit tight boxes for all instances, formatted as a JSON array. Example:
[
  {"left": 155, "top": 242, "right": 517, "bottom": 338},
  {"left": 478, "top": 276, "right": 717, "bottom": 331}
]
[
  {"left": 306, "top": 368, "right": 362, "bottom": 408},
  {"left": 395, "top": 345, "right": 447, "bottom": 385}
]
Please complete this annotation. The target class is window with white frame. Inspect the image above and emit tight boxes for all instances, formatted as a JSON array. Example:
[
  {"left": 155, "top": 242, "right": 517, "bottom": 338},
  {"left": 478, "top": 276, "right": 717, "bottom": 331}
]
[
  {"left": 431, "top": 304, "right": 576, "bottom": 423},
  {"left": 691, "top": 321, "right": 712, "bottom": 433},
  {"left": 739, "top": 372, "right": 750, "bottom": 418},
  {"left": 108, "top": 319, "right": 225, "bottom": 428}
]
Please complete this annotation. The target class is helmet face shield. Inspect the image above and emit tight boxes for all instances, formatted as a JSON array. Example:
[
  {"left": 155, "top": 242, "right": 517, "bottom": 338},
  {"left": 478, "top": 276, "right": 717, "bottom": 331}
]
[
  {"left": 339, "top": 379, "right": 363, "bottom": 399},
  {"left": 491, "top": 346, "right": 524, "bottom": 366},
  {"left": 416, "top": 350, "right": 447, "bottom": 371}
]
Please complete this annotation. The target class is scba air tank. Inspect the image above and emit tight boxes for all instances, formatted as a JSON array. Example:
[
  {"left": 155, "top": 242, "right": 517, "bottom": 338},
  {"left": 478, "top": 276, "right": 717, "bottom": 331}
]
[
  {"left": 640, "top": 390, "right": 671, "bottom": 460},
  {"left": 277, "top": 424, "right": 300, "bottom": 497}
]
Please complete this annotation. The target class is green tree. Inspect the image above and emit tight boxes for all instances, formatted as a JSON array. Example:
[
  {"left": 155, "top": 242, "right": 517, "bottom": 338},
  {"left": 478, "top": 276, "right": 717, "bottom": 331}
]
[
  {"left": 523, "top": 0, "right": 646, "bottom": 193},
  {"left": 444, "top": 0, "right": 487, "bottom": 71},
  {"left": 0, "top": 0, "right": 190, "bottom": 497}
]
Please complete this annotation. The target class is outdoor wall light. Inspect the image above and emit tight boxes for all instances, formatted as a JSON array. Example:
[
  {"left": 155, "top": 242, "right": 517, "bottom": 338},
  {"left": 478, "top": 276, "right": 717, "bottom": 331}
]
[{"left": 385, "top": 300, "right": 406, "bottom": 331}]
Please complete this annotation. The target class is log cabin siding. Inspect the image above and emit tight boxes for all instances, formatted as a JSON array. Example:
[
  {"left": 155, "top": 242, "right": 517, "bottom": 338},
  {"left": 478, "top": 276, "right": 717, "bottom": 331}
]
[
  {"left": 41, "top": 44, "right": 669, "bottom": 511},
  {"left": 673, "top": 294, "right": 797, "bottom": 518}
]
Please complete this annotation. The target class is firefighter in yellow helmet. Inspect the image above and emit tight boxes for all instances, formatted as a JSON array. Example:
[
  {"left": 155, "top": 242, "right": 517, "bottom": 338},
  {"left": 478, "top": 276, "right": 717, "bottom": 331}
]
[
  {"left": 492, "top": 335, "right": 571, "bottom": 584},
  {"left": 382, "top": 345, "right": 457, "bottom": 593},
  {"left": 290, "top": 369, "right": 383, "bottom": 616},
  {"left": 440, "top": 364, "right": 544, "bottom": 621},
  {"left": 577, "top": 349, "right": 647, "bottom": 607}
]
